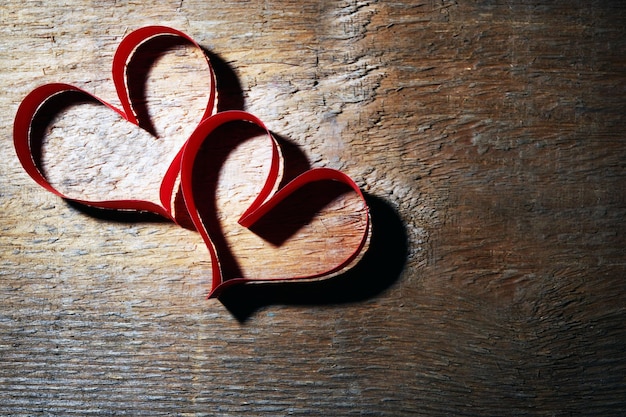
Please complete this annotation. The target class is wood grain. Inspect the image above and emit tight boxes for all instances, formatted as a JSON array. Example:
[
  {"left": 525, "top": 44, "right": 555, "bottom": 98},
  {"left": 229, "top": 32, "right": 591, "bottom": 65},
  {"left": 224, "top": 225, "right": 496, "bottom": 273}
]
[{"left": 1, "top": 1, "right": 625, "bottom": 415}]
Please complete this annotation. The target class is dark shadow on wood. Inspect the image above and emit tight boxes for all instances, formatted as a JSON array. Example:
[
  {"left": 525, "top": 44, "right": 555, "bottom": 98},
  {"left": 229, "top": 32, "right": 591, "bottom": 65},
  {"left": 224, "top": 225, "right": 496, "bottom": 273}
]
[
  {"left": 218, "top": 193, "right": 408, "bottom": 322},
  {"left": 271, "top": 132, "right": 312, "bottom": 188},
  {"left": 66, "top": 200, "right": 170, "bottom": 224},
  {"left": 202, "top": 49, "right": 245, "bottom": 112},
  {"left": 248, "top": 180, "right": 354, "bottom": 246}
]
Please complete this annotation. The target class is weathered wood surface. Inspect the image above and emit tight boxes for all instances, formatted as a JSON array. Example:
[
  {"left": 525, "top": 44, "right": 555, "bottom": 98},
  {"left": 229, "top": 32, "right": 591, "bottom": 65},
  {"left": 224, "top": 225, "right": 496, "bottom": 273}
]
[{"left": 1, "top": 1, "right": 625, "bottom": 415}]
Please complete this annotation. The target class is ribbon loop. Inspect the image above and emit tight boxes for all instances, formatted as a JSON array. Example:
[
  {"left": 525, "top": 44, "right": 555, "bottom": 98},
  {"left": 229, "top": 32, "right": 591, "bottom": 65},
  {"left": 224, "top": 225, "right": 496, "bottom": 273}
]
[{"left": 13, "top": 26, "right": 370, "bottom": 299}]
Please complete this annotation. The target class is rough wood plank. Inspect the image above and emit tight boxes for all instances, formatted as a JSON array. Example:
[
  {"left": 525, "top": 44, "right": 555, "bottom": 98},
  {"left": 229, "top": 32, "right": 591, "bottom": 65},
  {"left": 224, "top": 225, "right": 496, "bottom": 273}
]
[{"left": 1, "top": 1, "right": 625, "bottom": 416}]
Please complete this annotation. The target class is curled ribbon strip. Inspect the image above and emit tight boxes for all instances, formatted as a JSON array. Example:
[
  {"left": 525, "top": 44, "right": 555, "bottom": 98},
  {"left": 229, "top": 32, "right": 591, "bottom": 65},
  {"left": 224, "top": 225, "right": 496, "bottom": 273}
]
[
  {"left": 14, "top": 26, "right": 215, "bottom": 221},
  {"left": 13, "top": 26, "right": 370, "bottom": 299},
  {"left": 181, "top": 111, "right": 370, "bottom": 297}
]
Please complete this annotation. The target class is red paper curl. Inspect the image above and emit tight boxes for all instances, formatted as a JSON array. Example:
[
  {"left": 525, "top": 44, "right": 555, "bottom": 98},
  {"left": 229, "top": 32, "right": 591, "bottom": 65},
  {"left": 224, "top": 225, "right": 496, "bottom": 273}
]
[{"left": 13, "top": 26, "right": 370, "bottom": 299}]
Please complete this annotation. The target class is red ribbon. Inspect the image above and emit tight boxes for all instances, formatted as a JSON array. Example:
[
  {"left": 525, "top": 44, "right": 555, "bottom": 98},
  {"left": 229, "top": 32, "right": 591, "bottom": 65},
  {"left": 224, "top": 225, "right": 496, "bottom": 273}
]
[{"left": 13, "top": 26, "right": 370, "bottom": 298}]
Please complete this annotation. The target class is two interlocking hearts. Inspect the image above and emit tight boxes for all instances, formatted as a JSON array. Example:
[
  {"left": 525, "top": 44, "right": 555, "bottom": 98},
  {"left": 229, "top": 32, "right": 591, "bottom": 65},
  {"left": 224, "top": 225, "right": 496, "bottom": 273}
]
[{"left": 14, "top": 26, "right": 370, "bottom": 298}]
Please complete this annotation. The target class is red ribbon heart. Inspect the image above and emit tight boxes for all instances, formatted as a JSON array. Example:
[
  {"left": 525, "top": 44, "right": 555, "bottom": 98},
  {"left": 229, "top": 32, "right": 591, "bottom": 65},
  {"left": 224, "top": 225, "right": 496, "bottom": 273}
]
[
  {"left": 181, "top": 111, "right": 370, "bottom": 297},
  {"left": 13, "top": 26, "right": 215, "bottom": 221},
  {"left": 13, "top": 26, "right": 370, "bottom": 299}
]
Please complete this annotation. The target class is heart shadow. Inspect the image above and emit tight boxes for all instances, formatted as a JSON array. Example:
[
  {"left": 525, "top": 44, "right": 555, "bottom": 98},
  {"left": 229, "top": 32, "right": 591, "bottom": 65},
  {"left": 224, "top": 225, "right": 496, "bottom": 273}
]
[{"left": 218, "top": 192, "right": 408, "bottom": 322}]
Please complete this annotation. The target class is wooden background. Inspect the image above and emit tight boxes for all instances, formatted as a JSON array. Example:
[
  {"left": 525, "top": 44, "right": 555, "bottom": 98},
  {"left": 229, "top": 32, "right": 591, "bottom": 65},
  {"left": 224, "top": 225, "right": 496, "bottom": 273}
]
[{"left": 1, "top": 1, "right": 625, "bottom": 415}]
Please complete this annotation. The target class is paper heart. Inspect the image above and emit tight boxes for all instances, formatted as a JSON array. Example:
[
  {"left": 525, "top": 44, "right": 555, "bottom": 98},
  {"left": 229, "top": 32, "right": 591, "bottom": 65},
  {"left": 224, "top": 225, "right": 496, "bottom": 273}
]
[
  {"left": 14, "top": 26, "right": 371, "bottom": 299},
  {"left": 13, "top": 26, "right": 216, "bottom": 222},
  {"left": 180, "top": 111, "right": 370, "bottom": 298}
]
